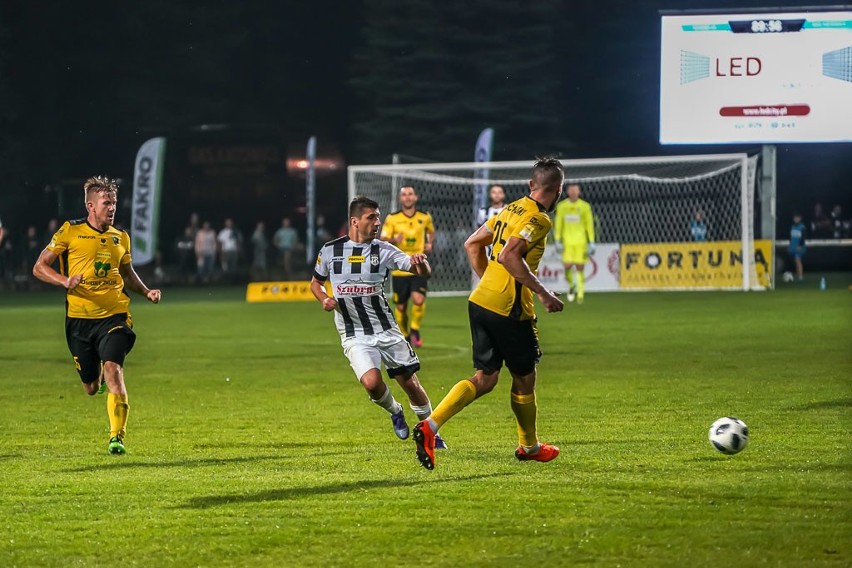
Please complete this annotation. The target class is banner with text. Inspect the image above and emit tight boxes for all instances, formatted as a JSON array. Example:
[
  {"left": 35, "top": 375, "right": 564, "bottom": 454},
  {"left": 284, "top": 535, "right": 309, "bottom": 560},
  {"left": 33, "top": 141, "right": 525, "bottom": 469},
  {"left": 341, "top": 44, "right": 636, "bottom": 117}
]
[
  {"left": 619, "top": 240, "right": 772, "bottom": 289},
  {"left": 131, "top": 137, "right": 166, "bottom": 265},
  {"left": 246, "top": 281, "right": 319, "bottom": 303},
  {"left": 538, "top": 243, "right": 621, "bottom": 293}
]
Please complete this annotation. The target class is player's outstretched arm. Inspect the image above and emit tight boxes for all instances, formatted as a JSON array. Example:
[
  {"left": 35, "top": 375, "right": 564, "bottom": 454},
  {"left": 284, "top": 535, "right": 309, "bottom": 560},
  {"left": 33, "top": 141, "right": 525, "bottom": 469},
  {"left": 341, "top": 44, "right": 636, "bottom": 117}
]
[
  {"left": 119, "top": 263, "right": 161, "bottom": 303},
  {"left": 498, "top": 238, "right": 563, "bottom": 313},
  {"left": 32, "top": 249, "right": 82, "bottom": 289},
  {"left": 310, "top": 276, "right": 337, "bottom": 312},
  {"left": 464, "top": 225, "right": 492, "bottom": 278}
]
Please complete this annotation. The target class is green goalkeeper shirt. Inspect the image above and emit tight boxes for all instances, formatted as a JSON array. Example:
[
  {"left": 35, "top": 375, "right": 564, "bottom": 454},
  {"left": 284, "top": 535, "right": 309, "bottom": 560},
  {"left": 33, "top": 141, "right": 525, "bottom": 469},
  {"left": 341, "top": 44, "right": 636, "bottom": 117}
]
[{"left": 554, "top": 198, "right": 595, "bottom": 245}]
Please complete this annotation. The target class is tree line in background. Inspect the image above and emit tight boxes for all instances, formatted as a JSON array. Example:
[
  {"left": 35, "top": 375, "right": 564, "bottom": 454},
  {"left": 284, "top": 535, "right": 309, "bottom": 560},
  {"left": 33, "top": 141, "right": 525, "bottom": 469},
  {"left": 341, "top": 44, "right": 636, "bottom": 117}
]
[
  {"left": 1, "top": 0, "right": 848, "bottom": 233},
  {"left": 0, "top": 0, "right": 566, "bottom": 216}
]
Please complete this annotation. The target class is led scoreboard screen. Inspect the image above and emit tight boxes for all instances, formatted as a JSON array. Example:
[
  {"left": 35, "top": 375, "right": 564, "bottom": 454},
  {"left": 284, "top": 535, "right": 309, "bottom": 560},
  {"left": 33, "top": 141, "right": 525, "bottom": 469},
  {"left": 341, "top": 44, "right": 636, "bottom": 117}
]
[{"left": 660, "top": 10, "right": 852, "bottom": 144}]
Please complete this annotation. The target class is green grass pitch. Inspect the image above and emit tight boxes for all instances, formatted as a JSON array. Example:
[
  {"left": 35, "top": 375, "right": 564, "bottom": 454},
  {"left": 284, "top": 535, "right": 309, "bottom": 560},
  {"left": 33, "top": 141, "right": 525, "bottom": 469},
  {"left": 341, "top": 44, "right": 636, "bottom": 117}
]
[{"left": 0, "top": 285, "right": 849, "bottom": 567}]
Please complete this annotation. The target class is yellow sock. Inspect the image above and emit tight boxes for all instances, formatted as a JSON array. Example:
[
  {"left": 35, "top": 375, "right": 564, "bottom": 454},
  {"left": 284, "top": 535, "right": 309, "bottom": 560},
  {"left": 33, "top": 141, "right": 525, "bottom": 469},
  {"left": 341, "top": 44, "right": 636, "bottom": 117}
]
[
  {"left": 429, "top": 379, "right": 477, "bottom": 429},
  {"left": 576, "top": 270, "right": 585, "bottom": 299},
  {"left": 510, "top": 392, "right": 538, "bottom": 448},
  {"left": 411, "top": 302, "right": 425, "bottom": 331},
  {"left": 107, "top": 393, "right": 130, "bottom": 439},
  {"left": 395, "top": 306, "right": 410, "bottom": 335}
]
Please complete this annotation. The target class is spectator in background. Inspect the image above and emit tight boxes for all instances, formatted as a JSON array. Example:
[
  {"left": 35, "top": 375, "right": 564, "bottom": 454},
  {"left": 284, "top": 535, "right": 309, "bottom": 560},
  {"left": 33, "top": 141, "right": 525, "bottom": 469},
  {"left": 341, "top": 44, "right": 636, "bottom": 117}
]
[
  {"left": 829, "top": 205, "right": 848, "bottom": 239},
  {"left": 153, "top": 250, "right": 168, "bottom": 286},
  {"left": 273, "top": 217, "right": 299, "bottom": 280},
  {"left": 251, "top": 221, "right": 269, "bottom": 280},
  {"left": 690, "top": 207, "right": 707, "bottom": 242},
  {"left": 42, "top": 219, "right": 59, "bottom": 249},
  {"left": 789, "top": 212, "right": 806, "bottom": 281},
  {"left": 315, "top": 214, "right": 332, "bottom": 244},
  {"left": 24, "top": 225, "right": 42, "bottom": 284},
  {"left": 188, "top": 212, "right": 200, "bottom": 239},
  {"left": 195, "top": 221, "right": 217, "bottom": 283},
  {"left": 217, "top": 218, "right": 241, "bottom": 276},
  {"left": 175, "top": 226, "right": 196, "bottom": 282},
  {"left": 810, "top": 202, "right": 832, "bottom": 238}
]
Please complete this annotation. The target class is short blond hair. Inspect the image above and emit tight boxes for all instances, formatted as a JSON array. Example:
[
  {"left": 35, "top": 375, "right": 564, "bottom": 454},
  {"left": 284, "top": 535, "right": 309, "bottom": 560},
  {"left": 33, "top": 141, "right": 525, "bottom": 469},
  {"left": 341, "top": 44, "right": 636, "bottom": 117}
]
[{"left": 83, "top": 176, "right": 119, "bottom": 201}]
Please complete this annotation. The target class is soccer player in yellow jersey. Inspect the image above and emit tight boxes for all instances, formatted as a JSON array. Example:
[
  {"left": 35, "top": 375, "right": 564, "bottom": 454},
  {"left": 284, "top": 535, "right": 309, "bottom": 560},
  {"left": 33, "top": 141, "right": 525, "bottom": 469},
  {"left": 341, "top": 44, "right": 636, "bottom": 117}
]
[
  {"left": 413, "top": 157, "right": 565, "bottom": 470},
  {"left": 33, "top": 176, "right": 161, "bottom": 455},
  {"left": 379, "top": 186, "right": 435, "bottom": 348},
  {"left": 553, "top": 183, "right": 595, "bottom": 303}
]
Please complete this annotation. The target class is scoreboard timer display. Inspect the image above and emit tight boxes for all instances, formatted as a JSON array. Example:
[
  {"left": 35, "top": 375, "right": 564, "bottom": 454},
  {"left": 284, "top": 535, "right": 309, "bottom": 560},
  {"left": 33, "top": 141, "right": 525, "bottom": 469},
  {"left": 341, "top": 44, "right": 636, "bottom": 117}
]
[{"left": 660, "top": 10, "right": 852, "bottom": 144}]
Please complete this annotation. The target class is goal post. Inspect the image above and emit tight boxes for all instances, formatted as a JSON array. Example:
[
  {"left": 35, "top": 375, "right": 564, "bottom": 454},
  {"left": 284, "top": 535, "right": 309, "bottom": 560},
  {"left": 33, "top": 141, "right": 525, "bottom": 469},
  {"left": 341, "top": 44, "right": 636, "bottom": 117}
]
[{"left": 347, "top": 153, "right": 769, "bottom": 295}]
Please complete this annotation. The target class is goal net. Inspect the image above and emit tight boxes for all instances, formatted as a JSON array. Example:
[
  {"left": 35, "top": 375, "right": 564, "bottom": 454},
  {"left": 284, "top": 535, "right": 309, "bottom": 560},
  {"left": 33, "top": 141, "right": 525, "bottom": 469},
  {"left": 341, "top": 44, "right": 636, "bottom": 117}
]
[{"left": 348, "top": 154, "right": 768, "bottom": 295}]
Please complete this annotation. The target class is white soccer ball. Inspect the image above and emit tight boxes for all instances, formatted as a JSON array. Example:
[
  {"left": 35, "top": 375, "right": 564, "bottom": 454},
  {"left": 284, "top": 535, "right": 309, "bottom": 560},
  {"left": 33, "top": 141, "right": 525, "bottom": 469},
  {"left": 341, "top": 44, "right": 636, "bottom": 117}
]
[
  {"left": 782, "top": 271, "right": 794, "bottom": 283},
  {"left": 708, "top": 417, "right": 749, "bottom": 455}
]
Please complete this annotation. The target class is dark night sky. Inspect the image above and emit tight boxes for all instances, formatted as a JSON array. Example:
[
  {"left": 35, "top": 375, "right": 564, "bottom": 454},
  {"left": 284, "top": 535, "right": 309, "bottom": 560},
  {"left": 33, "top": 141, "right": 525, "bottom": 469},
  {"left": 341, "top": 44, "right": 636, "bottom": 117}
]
[{"left": 1, "top": 0, "right": 849, "bottom": 240}]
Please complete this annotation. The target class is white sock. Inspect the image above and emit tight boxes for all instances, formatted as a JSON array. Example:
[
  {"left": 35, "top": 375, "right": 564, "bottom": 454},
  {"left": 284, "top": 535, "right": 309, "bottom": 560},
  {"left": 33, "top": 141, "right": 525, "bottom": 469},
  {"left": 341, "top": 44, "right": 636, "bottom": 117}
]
[
  {"left": 371, "top": 385, "right": 402, "bottom": 415},
  {"left": 410, "top": 401, "right": 433, "bottom": 422},
  {"left": 427, "top": 417, "right": 439, "bottom": 434},
  {"left": 522, "top": 442, "right": 540, "bottom": 454}
]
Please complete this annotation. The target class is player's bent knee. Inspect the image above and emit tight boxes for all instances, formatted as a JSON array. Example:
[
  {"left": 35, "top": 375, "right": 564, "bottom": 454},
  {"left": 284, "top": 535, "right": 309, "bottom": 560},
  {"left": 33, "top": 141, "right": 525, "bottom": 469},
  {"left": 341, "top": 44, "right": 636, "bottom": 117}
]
[
  {"left": 358, "top": 369, "right": 384, "bottom": 392},
  {"left": 471, "top": 371, "right": 499, "bottom": 395}
]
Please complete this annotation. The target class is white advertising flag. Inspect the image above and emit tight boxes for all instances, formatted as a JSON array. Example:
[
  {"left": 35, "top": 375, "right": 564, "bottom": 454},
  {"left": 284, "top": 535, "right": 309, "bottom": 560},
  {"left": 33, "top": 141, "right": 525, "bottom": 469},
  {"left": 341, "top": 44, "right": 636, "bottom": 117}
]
[
  {"left": 473, "top": 128, "right": 494, "bottom": 221},
  {"left": 131, "top": 137, "right": 166, "bottom": 266}
]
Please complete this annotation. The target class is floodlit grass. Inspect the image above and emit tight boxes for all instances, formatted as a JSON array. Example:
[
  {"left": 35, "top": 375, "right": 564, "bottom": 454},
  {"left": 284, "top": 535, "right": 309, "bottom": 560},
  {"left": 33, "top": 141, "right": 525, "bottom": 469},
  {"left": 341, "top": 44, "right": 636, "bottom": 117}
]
[{"left": 0, "top": 283, "right": 849, "bottom": 567}]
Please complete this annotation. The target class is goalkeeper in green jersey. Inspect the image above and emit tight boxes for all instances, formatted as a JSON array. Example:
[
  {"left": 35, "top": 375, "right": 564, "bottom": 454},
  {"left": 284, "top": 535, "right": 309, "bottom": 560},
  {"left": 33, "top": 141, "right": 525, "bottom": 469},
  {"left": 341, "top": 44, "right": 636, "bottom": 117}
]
[{"left": 553, "top": 183, "right": 595, "bottom": 303}]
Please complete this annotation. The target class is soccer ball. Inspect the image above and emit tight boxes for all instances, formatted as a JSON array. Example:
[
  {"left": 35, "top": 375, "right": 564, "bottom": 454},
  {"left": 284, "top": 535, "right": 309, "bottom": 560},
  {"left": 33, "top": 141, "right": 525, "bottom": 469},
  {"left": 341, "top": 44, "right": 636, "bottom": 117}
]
[
  {"left": 708, "top": 417, "right": 749, "bottom": 455},
  {"left": 782, "top": 271, "right": 794, "bottom": 283}
]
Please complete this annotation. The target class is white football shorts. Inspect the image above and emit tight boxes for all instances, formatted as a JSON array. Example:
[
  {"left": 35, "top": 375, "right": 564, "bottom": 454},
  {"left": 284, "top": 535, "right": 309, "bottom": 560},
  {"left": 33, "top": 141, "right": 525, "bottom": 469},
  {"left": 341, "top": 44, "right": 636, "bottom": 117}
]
[{"left": 341, "top": 328, "right": 420, "bottom": 380}]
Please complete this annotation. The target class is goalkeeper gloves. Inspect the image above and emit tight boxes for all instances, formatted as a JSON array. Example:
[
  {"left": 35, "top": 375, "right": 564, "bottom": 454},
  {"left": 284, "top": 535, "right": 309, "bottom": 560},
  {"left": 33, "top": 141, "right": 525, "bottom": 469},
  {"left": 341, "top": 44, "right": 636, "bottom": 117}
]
[{"left": 587, "top": 242, "right": 596, "bottom": 256}]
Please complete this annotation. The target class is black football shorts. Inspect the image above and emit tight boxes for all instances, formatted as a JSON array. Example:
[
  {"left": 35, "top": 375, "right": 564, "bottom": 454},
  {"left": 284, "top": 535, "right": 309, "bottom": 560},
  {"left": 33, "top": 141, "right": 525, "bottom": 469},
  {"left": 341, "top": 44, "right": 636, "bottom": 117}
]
[
  {"left": 468, "top": 302, "right": 540, "bottom": 376},
  {"left": 65, "top": 313, "right": 136, "bottom": 383}
]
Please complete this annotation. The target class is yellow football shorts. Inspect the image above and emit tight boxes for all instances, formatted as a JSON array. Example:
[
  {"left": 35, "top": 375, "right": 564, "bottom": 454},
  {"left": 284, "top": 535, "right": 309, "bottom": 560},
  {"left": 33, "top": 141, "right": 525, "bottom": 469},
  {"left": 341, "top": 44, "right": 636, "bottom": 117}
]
[{"left": 561, "top": 244, "right": 588, "bottom": 265}]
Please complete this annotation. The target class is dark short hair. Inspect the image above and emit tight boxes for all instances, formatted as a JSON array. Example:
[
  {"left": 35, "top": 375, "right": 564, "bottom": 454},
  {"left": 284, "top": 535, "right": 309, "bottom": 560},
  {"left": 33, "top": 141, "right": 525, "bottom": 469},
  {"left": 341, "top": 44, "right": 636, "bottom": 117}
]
[
  {"left": 349, "top": 195, "right": 379, "bottom": 218},
  {"left": 531, "top": 156, "right": 564, "bottom": 189}
]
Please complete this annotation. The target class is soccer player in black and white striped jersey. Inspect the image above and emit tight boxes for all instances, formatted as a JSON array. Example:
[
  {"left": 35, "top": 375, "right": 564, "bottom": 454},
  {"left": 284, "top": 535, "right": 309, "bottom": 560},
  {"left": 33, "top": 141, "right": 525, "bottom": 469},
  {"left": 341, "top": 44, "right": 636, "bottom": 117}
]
[
  {"left": 475, "top": 185, "right": 507, "bottom": 228},
  {"left": 310, "top": 196, "right": 447, "bottom": 449}
]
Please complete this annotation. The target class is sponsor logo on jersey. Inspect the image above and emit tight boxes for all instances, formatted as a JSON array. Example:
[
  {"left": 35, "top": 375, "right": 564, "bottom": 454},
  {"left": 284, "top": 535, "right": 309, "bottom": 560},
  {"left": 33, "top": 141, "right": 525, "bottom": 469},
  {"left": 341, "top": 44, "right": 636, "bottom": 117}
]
[
  {"left": 77, "top": 235, "right": 97, "bottom": 240},
  {"left": 520, "top": 224, "right": 539, "bottom": 240},
  {"left": 335, "top": 283, "right": 382, "bottom": 296},
  {"left": 93, "top": 261, "right": 112, "bottom": 277},
  {"left": 80, "top": 278, "right": 119, "bottom": 287},
  {"left": 348, "top": 255, "right": 365, "bottom": 263}
]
